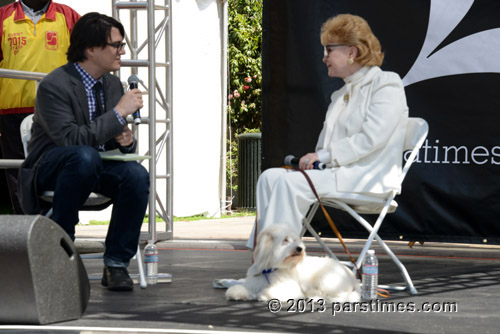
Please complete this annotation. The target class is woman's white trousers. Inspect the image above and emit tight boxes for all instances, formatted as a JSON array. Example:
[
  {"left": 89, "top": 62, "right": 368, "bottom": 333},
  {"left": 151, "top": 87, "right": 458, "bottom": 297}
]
[{"left": 246, "top": 167, "right": 344, "bottom": 248}]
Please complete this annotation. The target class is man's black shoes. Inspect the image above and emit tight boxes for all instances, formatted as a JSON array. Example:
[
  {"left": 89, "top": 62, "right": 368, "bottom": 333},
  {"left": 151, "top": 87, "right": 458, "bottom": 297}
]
[{"left": 101, "top": 266, "right": 134, "bottom": 291}]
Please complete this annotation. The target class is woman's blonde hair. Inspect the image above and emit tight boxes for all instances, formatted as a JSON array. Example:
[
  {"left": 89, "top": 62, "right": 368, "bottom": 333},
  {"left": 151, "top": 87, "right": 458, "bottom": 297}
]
[{"left": 320, "top": 14, "right": 384, "bottom": 66}]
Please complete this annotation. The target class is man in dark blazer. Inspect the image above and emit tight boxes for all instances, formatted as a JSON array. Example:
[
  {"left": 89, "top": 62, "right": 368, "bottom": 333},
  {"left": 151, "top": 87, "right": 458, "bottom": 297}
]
[{"left": 19, "top": 12, "right": 149, "bottom": 291}]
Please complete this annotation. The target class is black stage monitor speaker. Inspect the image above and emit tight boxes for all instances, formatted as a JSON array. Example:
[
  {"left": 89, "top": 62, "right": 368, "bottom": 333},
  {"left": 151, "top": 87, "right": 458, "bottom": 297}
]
[{"left": 0, "top": 215, "right": 90, "bottom": 324}]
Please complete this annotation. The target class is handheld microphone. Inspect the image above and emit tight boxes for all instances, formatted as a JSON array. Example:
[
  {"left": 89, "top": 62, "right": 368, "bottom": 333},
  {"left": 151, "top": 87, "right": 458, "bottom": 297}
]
[
  {"left": 284, "top": 155, "right": 326, "bottom": 170},
  {"left": 127, "top": 75, "right": 141, "bottom": 125}
]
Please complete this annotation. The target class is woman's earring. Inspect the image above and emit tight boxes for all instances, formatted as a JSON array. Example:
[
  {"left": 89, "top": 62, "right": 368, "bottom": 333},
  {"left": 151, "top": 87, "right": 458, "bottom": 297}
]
[{"left": 348, "top": 58, "right": 354, "bottom": 65}]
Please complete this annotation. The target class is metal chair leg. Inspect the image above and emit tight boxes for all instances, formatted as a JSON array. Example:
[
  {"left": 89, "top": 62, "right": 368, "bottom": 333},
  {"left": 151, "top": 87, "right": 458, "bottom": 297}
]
[{"left": 303, "top": 201, "right": 418, "bottom": 295}]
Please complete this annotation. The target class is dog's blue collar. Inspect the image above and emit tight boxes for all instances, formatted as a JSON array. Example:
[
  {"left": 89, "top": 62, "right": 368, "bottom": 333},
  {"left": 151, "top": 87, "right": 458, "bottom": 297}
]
[{"left": 258, "top": 268, "right": 277, "bottom": 284}]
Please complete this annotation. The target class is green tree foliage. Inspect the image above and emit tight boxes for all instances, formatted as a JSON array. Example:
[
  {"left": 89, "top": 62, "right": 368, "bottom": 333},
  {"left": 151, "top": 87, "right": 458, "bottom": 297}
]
[
  {"left": 226, "top": 0, "right": 262, "bottom": 196},
  {"left": 228, "top": 0, "right": 262, "bottom": 134}
]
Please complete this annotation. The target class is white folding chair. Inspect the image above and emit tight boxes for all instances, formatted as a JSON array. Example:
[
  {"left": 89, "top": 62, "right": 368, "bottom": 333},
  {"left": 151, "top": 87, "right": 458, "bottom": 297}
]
[
  {"left": 301, "top": 117, "right": 429, "bottom": 295},
  {"left": 20, "top": 114, "right": 147, "bottom": 288}
]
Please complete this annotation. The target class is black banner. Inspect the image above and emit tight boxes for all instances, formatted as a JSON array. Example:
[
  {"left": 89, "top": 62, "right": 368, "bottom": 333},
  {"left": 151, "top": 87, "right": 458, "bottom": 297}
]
[{"left": 262, "top": 0, "right": 500, "bottom": 244}]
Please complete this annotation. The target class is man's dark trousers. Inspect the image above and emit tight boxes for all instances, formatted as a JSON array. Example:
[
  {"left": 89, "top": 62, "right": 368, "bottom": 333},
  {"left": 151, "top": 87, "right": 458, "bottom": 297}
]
[{"left": 37, "top": 145, "right": 149, "bottom": 266}]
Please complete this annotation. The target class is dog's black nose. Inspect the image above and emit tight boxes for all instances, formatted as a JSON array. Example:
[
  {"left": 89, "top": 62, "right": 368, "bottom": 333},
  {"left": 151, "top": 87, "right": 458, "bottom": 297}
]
[{"left": 296, "top": 246, "right": 303, "bottom": 253}]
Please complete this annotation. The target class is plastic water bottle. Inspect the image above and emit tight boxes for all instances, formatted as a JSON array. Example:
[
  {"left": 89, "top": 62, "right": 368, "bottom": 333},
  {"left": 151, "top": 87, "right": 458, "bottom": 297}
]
[
  {"left": 361, "top": 249, "right": 378, "bottom": 300},
  {"left": 144, "top": 242, "right": 158, "bottom": 285}
]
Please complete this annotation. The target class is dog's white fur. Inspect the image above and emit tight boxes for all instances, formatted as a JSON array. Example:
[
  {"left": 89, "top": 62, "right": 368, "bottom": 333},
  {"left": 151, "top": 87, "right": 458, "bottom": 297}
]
[{"left": 226, "top": 225, "right": 361, "bottom": 302}]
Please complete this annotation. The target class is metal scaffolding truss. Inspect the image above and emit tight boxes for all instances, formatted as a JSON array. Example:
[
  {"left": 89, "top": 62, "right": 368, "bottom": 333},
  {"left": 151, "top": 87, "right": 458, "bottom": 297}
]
[{"left": 112, "top": 0, "right": 173, "bottom": 242}]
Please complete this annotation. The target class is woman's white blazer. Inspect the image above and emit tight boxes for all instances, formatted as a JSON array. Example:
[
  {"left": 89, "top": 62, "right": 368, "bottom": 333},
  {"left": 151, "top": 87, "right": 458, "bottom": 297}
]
[{"left": 316, "top": 66, "right": 409, "bottom": 194}]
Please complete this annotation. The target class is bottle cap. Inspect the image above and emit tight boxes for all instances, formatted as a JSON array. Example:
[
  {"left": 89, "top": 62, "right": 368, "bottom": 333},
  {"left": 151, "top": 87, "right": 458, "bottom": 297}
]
[{"left": 367, "top": 249, "right": 375, "bottom": 255}]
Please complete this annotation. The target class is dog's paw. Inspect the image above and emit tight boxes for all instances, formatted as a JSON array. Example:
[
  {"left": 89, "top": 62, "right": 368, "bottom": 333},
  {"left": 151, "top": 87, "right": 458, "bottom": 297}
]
[
  {"left": 226, "top": 285, "right": 250, "bottom": 301},
  {"left": 329, "top": 289, "right": 361, "bottom": 303},
  {"left": 257, "top": 295, "right": 273, "bottom": 303}
]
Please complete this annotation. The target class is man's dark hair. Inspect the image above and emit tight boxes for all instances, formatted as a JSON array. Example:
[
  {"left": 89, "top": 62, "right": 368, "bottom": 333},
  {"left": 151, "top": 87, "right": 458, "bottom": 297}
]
[{"left": 67, "top": 12, "right": 125, "bottom": 63}]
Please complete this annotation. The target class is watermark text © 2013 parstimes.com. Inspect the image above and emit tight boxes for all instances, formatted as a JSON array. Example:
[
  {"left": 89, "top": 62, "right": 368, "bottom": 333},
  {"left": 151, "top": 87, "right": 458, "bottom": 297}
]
[{"left": 267, "top": 298, "right": 458, "bottom": 315}]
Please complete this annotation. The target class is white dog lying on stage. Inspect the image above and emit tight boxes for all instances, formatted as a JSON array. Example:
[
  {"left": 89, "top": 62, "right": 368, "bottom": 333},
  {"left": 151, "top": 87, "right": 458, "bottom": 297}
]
[{"left": 226, "top": 225, "right": 361, "bottom": 302}]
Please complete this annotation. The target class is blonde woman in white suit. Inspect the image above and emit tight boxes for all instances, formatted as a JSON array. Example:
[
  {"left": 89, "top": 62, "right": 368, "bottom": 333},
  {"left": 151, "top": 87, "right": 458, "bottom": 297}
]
[{"left": 247, "top": 14, "right": 409, "bottom": 248}]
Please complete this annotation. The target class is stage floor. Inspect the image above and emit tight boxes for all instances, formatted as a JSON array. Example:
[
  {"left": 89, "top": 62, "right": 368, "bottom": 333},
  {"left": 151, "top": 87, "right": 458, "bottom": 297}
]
[{"left": 1, "top": 240, "right": 499, "bottom": 334}]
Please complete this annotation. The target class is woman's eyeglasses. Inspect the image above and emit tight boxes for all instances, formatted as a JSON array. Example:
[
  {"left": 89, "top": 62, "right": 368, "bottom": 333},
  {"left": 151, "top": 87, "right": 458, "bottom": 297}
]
[{"left": 323, "top": 44, "right": 349, "bottom": 57}]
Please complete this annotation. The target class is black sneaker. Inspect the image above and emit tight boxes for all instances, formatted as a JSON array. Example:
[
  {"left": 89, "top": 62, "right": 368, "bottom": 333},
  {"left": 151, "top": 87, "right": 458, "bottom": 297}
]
[{"left": 101, "top": 266, "right": 134, "bottom": 291}]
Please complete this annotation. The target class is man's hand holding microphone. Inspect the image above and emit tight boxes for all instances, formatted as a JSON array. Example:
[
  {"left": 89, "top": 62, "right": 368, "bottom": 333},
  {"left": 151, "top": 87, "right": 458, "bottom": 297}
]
[
  {"left": 115, "top": 84, "right": 143, "bottom": 120},
  {"left": 114, "top": 75, "right": 143, "bottom": 147}
]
